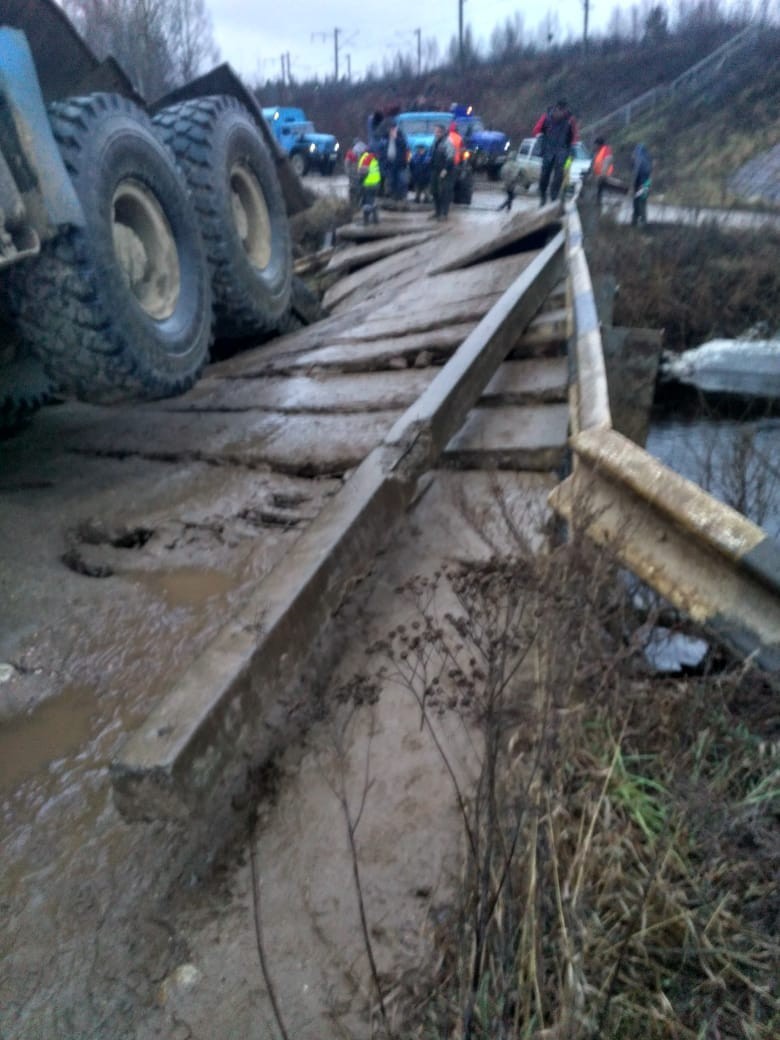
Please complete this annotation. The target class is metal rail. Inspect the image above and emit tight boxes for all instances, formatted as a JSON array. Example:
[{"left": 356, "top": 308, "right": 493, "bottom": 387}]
[
  {"left": 581, "top": 24, "right": 759, "bottom": 139},
  {"left": 551, "top": 204, "right": 780, "bottom": 673}
]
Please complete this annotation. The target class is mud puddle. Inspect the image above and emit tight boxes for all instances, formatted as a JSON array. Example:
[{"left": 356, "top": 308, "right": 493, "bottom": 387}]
[
  {"left": 0, "top": 683, "right": 96, "bottom": 793},
  {"left": 127, "top": 566, "right": 238, "bottom": 610}
]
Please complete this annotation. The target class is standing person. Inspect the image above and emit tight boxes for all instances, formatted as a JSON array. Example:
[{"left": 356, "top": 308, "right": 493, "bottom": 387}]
[
  {"left": 345, "top": 138, "right": 366, "bottom": 207},
  {"left": 381, "top": 119, "right": 409, "bottom": 201},
  {"left": 410, "top": 144, "right": 431, "bottom": 203},
  {"left": 358, "top": 149, "right": 381, "bottom": 225},
  {"left": 592, "top": 136, "right": 615, "bottom": 208},
  {"left": 631, "top": 143, "right": 653, "bottom": 226},
  {"left": 448, "top": 121, "right": 464, "bottom": 167},
  {"left": 533, "top": 98, "right": 578, "bottom": 206},
  {"left": 498, "top": 150, "right": 522, "bottom": 211},
  {"left": 430, "top": 123, "right": 455, "bottom": 220}
]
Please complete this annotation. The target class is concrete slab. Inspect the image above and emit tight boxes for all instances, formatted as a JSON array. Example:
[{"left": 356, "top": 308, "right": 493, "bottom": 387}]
[
  {"left": 443, "top": 403, "right": 569, "bottom": 471},
  {"left": 325, "top": 230, "right": 441, "bottom": 276},
  {"left": 263, "top": 323, "right": 476, "bottom": 373},
  {"left": 427, "top": 204, "right": 562, "bottom": 274},
  {"left": 161, "top": 369, "right": 437, "bottom": 414},
  {"left": 482, "top": 358, "right": 568, "bottom": 405},
  {"left": 509, "top": 306, "right": 569, "bottom": 358},
  {"left": 336, "top": 219, "right": 434, "bottom": 242},
  {"left": 58, "top": 403, "right": 400, "bottom": 476}
]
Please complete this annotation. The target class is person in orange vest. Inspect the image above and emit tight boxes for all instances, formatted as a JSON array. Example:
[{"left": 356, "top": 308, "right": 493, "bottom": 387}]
[
  {"left": 592, "top": 136, "right": 615, "bottom": 209},
  {"left": 448, "top": 122, "right": 464, "bottom": 167}
]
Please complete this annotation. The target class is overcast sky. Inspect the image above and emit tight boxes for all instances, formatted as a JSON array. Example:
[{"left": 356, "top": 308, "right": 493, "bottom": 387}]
[{"left": 209, "top": 0, "right": 635, "bottom": 84}]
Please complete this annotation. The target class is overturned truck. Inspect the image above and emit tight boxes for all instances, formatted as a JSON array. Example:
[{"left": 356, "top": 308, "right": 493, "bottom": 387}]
[{"left": 0, "top": 0, "right": 306, "bottom": 427}]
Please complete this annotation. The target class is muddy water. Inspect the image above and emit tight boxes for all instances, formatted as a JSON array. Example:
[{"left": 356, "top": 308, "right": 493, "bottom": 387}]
[
  {"left": 0, "top": 566, "right": 256, "bottom": 1039},
  {"left": 0, "top": 683, "right": 96, "bottom": 792},
  {"left": 128, "top": 566, "right": 237, "bottom": 610},
  {"left": 647, "top": 414, "right": 780, "bottom": 539}
]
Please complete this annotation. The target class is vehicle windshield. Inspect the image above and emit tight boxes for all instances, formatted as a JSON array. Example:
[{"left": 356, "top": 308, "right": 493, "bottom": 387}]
[
  {"left": 398, "top": 117, "right": 449, "bottom": 135},
  {"left": 458, "top": 118, "right": 485, "bottom": 133},
  {"left": 573, "top": 142, "right": 591, "bottom": 160}
]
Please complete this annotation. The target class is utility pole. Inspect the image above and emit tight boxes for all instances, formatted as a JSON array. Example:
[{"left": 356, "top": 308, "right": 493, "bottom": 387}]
[
  {"left": 346, "top": 54, "right": 351, "bottom": 82},
  {"left": 415, "top": 27, "right": 421, "bottom": 76},
  {"left": 334, "top": 26, "right": 340, "bottom": 81},
  {"left": 280, "top": 53, "right": 286, "bottom": 84},
  {"left": 583, "top": 0, "right": 590, "bottom": 56},
  {"left": 458, "top": 0, "right": 464, "bottom": 68},
  {"left": 285, "top": 52, "right": 291, "bottom": 84}
]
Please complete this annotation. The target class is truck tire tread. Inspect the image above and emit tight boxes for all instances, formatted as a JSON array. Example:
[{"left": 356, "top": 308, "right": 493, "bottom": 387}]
[{"left": 154, "top": 96, "right": 292, "bottom": 339}]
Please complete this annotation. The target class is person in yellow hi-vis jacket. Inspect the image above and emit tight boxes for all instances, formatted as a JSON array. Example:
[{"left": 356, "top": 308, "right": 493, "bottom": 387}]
[{"left": 358, "top": 150, "right": 381, "bottom": 225}]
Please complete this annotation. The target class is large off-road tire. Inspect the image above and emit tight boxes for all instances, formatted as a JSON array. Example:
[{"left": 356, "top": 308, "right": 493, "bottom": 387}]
[
  {"left": 8, "top": 93, "right": 213, "bottom": 403},
  {"left": 155, "top": 96, "right": 293, "bottom": 339}
]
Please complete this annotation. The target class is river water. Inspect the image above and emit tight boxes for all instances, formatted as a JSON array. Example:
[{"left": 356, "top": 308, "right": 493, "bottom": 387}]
[{"left": 646, "top": 410, "right": 780, "bottom": 540}]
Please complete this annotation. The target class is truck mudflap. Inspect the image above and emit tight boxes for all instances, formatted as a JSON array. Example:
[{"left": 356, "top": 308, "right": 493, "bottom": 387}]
[{"left": 0, "top": 27, "right": 84, "bottom": 241}]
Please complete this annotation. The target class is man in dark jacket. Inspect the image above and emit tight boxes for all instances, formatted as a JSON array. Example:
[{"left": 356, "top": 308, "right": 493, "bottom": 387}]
[
  {"left": 533, "top": 99, "right": 578, "bottom": 206},
  {"left": 430, "top": 123, "right": 455, "bottom": 220},
  {"left": 380, "top": 119, "right": 409, "bottom": 201}
]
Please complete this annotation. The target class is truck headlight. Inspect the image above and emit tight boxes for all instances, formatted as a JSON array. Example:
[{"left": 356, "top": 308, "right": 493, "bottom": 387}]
[
  {"left": 504, "top": 141, "right": 510, "bottom": 151},
  {"left": 309, "top": 143, "right": 316, "bottom": 153},
  {"left": 334, "top": 142, "right": 340, "bottom": 151}
]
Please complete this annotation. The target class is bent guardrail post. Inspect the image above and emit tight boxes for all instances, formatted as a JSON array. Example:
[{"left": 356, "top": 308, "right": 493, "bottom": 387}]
[{"left": 111, "top": 231, "right": 566, "bottom": 821}]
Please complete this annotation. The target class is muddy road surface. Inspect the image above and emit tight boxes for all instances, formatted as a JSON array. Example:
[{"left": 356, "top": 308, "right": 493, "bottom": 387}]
[{"left": 0, "top": 183, "right": 568, "bottom": 1037}]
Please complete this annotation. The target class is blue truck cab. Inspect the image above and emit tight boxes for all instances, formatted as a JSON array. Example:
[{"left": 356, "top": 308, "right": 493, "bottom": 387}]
[
  {"left": 394, "top": 111, "right": 473, "bottom": 204},
  {"left": 450, "top": 104, "right": 510, "bottom": 181},
  {"left": 262, "top": 106, "right": 339, "bottom": 177}
]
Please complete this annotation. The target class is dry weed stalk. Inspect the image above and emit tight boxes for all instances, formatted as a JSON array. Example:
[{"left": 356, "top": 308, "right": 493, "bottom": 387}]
[{"left": 373, "top": 522, "right": 779, "bottom": 1039}]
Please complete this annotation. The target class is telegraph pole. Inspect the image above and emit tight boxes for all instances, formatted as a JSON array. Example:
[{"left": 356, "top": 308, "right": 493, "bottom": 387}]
[
  {"left": 334, "top": 27, "right": 340, "bottom": 81},
  {"left": 415, "top": 27, "right": 421, "bottom": 76},
  {"left": 280, "top": 53, "right": 286, "bottom": 84},
  {"left": 583, "top": 0, "right": 590, "bottom": 55},
  {"left": 346, "top": 54, "right": 351, "bottom": 82},
  {"left": 458, "top": 0, "right": 464, "bottom": 68}
]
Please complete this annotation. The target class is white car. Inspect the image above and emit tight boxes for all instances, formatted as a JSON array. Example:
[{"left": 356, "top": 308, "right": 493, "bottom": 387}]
[{"left": 515, "top": 136, "right": 592, "bottom": 191}]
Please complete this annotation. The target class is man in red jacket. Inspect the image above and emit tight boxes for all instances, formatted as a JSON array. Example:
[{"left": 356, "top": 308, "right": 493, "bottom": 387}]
[{"left": 533, "top": 99, "right": 578, "bottom": 205}]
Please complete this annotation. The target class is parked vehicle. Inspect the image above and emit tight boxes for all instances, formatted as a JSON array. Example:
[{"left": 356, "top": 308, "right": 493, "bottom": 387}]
[
  {"left": 394, "top": 112, "right": 474, "bottom": 205},
  {"left": 262, "top": 106, "right": 340, "bottom": 177},
  {"left": 0, "top": 0, "right": 296, "bottom": 429},
  {"left": 515, "top": 136, "right": 593, "bottom": 192},
  {"left": 450, "top": 104, "right": 510, "bottom": 180}
]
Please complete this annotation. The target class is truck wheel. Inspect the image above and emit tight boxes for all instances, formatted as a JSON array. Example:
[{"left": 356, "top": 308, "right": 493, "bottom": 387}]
[
  {"left": 155, "top": 96, "right": 293, "bottom": 339},
  {"left": 289, "top": 151, "right": 308, "bottom": 178},
  {"left": 8, "top": 93, "right": 213, "bottom": 403}
]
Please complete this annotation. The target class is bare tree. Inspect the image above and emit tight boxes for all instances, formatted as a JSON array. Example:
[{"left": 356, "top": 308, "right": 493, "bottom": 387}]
[
  {"left": 169, "top": 0, "right": 220, "bottom": 83},
  {"left": 62, "top": 0, "right": 219, "bottom": 99}
]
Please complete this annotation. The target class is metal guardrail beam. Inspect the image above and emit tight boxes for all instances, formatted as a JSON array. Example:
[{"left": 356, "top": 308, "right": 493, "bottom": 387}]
[
  {"left": 550, "top": 427, "right": 780, "bottom": 671},
  {"left": 555, "top": 201, "right": 780, "bottom": 676}
]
